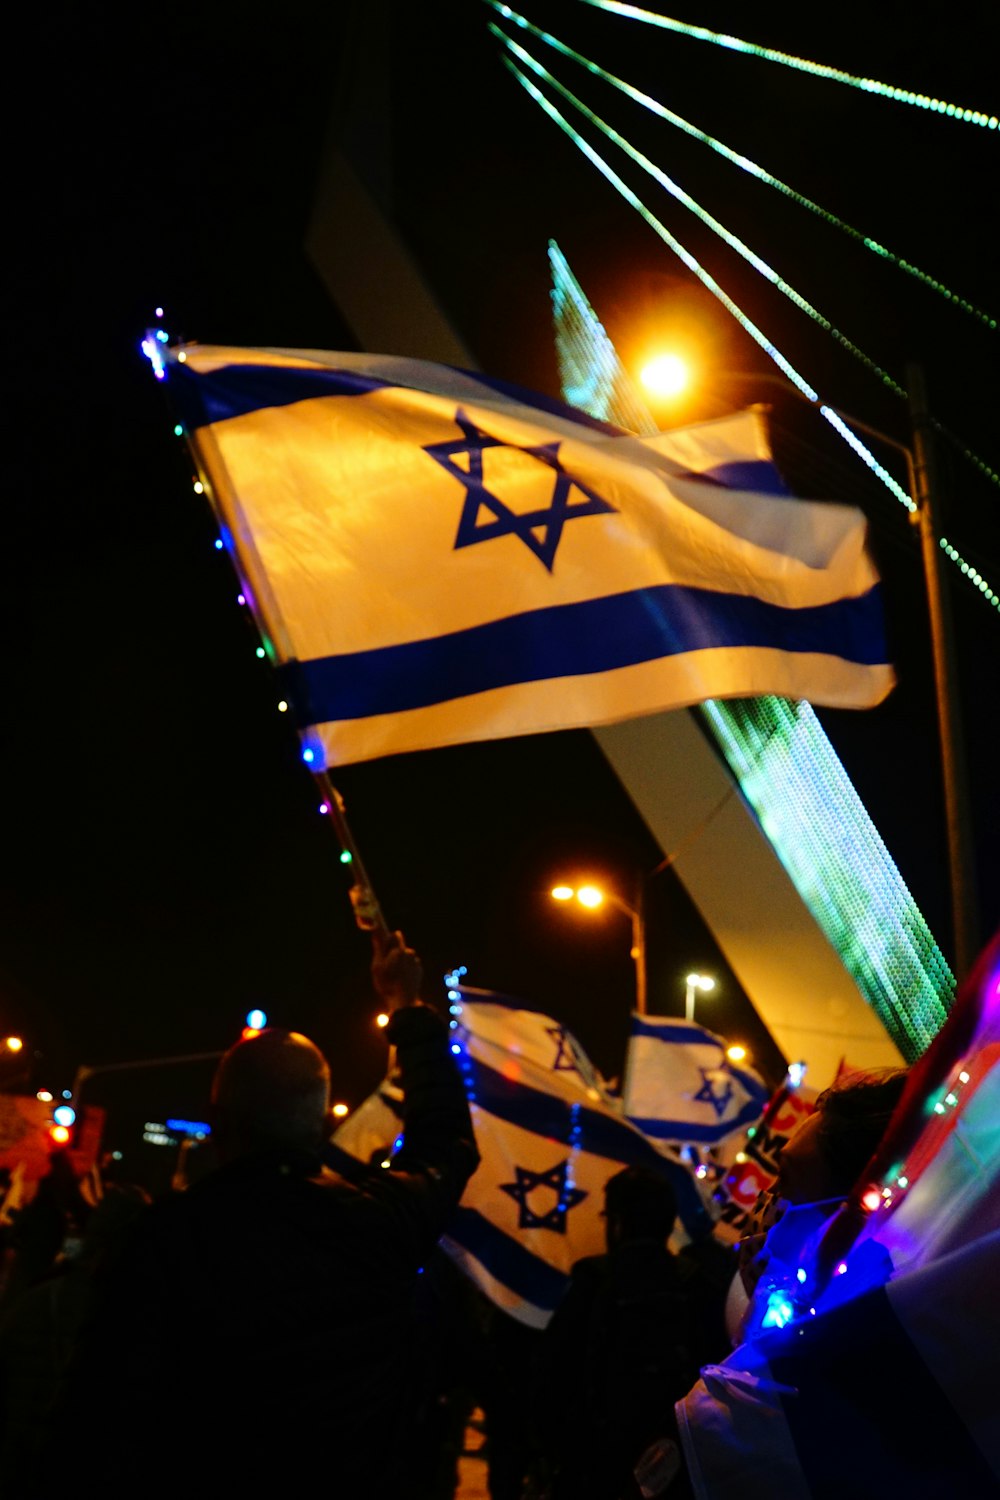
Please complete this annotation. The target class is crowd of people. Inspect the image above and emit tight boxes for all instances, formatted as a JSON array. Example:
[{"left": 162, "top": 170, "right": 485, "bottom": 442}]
[{"left": 0, "top": 933, "right": 942, "bottom": 1497}]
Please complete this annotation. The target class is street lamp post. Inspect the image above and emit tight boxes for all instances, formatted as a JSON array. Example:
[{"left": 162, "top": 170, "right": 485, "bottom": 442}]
[
  {"left": 684, "top": 972, "right": 715, "bottom": 1023},
  {"left": 551, "top": 882, "right": 647, "bottom": 1013}
]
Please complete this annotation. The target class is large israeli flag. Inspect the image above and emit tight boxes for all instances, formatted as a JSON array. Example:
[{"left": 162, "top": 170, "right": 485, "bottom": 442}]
[
  {"left": 331, "top": 986, "right": 709, "bottom": 1328},
  {"left": 161, "top": 345, "right": 893, "bottom": 767}
]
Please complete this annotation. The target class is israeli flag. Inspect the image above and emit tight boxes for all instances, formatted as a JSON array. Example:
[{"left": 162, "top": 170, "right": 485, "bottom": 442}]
[
  {"left": 332, "top": 987, "right": 709, "bottom": 1328},
  {"left": 623, "top": 1016, "right": 770, "bottom": 1147},
  {"left": 162, "top": 345, "right": 893, "bottom": 767}
]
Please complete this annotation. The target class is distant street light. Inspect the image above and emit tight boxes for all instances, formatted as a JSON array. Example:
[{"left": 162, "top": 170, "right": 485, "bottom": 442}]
[
  {"left": 550, "top": 882, "right": 647, "bottom": 1013},
  {"left": 4, "top": 1037, "right": 23, "bottom": 1053},
  {"left": 684, "top": 972, "right": 715, "bottom": 1023},
  {"left": 726, "top": 1044, "right": 748, "bottom": 1064}
]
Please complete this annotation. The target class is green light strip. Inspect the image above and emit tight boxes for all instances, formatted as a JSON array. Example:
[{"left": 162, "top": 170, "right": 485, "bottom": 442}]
[
  {"left": 497, "top": 28, "right": 905, "bottom": 394},
  {"left": 487, "top": 4, "right": 995, "bottom": 330},
  {"left": 504, "top": 58, "right": 1000, "bottom": 615},
  {"left": 939, "top": 537, "right": 1000, "bottom": 605},
  {"left": 570, "top": 0, "right": 998, "bottom": 130},
  {"left": 549, "top": 241, "right": 955, "bottom": 1058}
]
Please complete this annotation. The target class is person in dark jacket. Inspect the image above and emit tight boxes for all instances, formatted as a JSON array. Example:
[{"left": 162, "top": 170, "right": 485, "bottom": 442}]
[
  {"left": 542, "top": 1165, "right": 722, "bottom": 1500},
  {"left": 58, "top": 930, "right": 479, "bottom": 1498}
]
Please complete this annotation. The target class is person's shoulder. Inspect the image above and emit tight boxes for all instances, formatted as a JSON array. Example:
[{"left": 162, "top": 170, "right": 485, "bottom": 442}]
[{"left": 568, "top": 1253, "right": 611, "bottom": 1289}]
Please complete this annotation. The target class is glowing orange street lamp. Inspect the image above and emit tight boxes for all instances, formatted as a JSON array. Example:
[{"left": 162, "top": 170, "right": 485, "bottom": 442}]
[
  {"left": 639, "top": 353, "right": 691, "bottom": 400},
  {"left": 550, "top": 883, "right": 647, "bottom": 1013}
]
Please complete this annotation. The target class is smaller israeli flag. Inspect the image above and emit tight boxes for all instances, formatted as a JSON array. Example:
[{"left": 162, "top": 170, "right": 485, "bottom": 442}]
[
  {"left": 333, "top": 987, "right": 709, "bottom": 1328},
  {"left": 623, "top": 1016, "right": 770, "bottom": 1148}
]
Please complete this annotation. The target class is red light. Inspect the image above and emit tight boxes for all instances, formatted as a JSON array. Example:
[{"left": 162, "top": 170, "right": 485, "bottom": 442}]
[
  {"left": 49, "top": 1124, "right": 71, "bottom": 1145},
  {"left": 861, "top": 1185, "right": 882, "bottom": 1213},
  {"left": 241, "top": 1026, "right": 261, "bottom": 1041}
]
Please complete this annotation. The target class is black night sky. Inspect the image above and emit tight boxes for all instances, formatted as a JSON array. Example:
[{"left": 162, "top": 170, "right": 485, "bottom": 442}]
[{"left": 4, "top": 1, "right": 998, "bottom": 1182}]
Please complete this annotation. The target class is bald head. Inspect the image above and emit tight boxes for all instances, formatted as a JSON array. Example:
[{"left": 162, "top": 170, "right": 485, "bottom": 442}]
[{"left": 211, "top": 1029, "right": 331, "bottom": 1161}]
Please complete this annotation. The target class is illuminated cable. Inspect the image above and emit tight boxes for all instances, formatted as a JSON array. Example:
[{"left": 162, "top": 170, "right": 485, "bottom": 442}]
[
  {"left": 488, "top": 5, "right": 995, "bottom": 329},
  {"left": 571, "top": 0, "right": 998, "bottom": 130},
  {"left": 506, "top": 62, "right": 1000, "bottom": 614},
  {"left": 497, "top": 29, "right": 905, "bottom": 395}
]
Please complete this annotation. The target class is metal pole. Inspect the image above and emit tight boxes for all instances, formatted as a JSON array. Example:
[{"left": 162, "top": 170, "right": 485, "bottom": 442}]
[
  {"left": 906, "top": 363, "right": 979, "bottom": 981},
  {"left": 684, "top": 979, "right": 695, "bottom": 1024},
  {"left": 313, "top": 771, "right": 391, "bottom": 939},
  {"left": 631, "top": 889, "right": 647, "bottom": 1015}
]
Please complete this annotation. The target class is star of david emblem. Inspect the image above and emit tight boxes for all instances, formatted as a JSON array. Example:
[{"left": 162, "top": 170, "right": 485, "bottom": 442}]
[
  {"left": 423, "top": 409, "right": 616, "bottom": 571},
  {"left": 694, "top": 1068, "right": 735, "bottom": 1120},
  {"left": 546, "top": 1025, "right": 580, "bottom": 1075},
  {"left": 499, "top": 1160, "right": 588, "bottom": 1233}
]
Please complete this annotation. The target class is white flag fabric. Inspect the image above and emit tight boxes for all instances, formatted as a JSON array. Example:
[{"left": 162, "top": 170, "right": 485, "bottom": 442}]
[
  {"left": 159, "top": 344, "right": 893, "bottom": 767},
  {"left": 331, "top": 987, "right": 710, "bottom": 1328},
  {"left": 623, "top": 1016, "right": 770, "bottom": 1149}
]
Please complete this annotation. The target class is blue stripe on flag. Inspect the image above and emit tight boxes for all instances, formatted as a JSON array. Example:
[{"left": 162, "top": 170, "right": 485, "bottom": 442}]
[
  {"left": 448, "top": 1206, "right": 569, "bottom": 1312},
  {"left": 471, "top": 1057, "right": 650, "bottom": 1163},
  {"left": 705, "top": 459, "right": 788, "bottom": 496},
  {"left": 169, "top": 360, "right": 621, "bottom": 436},
  {"left": 277, "top": 584, "right": 887, "bottom": 724},
  {"left": 168, "top": 361, "right": 787, "bottom": 492},
  {"left": 468, "top": 1058, "right": 710, "bottom": 1236},
  {"left": 630, "top": 1020, "right": 719, "bottom": 1046},
  {"left": 628, "top": 1095, "right": 766, "bottom": 1143}
]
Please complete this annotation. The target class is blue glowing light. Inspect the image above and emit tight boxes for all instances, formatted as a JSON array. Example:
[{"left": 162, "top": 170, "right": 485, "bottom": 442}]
[
  {"left": 246, "top": 1009, "right": 267, "bottom": 1030},
  {"left": 140, "top": 336, "right": 166, "bottom": 381},
  {"left": 166, "top": 1118, "right": 212, "bottom": 1137},
  {"left": 451, "top": 1043, "right": 462, "bottom": 1055},
  {"left": 302, "top": 749, "right": 315, "bottom": 764},
  {"left": 53, "top": 1105, "right": 76, "bottom": 1127},
  {"left": 761, "top": 1290, "right": 796, "bottom": 1329}
]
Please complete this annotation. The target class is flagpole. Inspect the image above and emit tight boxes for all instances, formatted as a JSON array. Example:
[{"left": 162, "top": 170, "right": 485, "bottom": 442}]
[{"left": 312, "top": 771, "right": 391, "bottom": 939}]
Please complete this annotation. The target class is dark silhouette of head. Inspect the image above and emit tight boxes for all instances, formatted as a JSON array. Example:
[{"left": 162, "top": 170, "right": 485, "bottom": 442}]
[
  {"left": 604, "top": 1165, "right": 678, "bottom": 1249},
  {"left": 210, "top": 1029, "right": 331, "bottom": 1162},
  {"left": 777, "top": 1067, "right": 908, "bottom": 1204}
]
